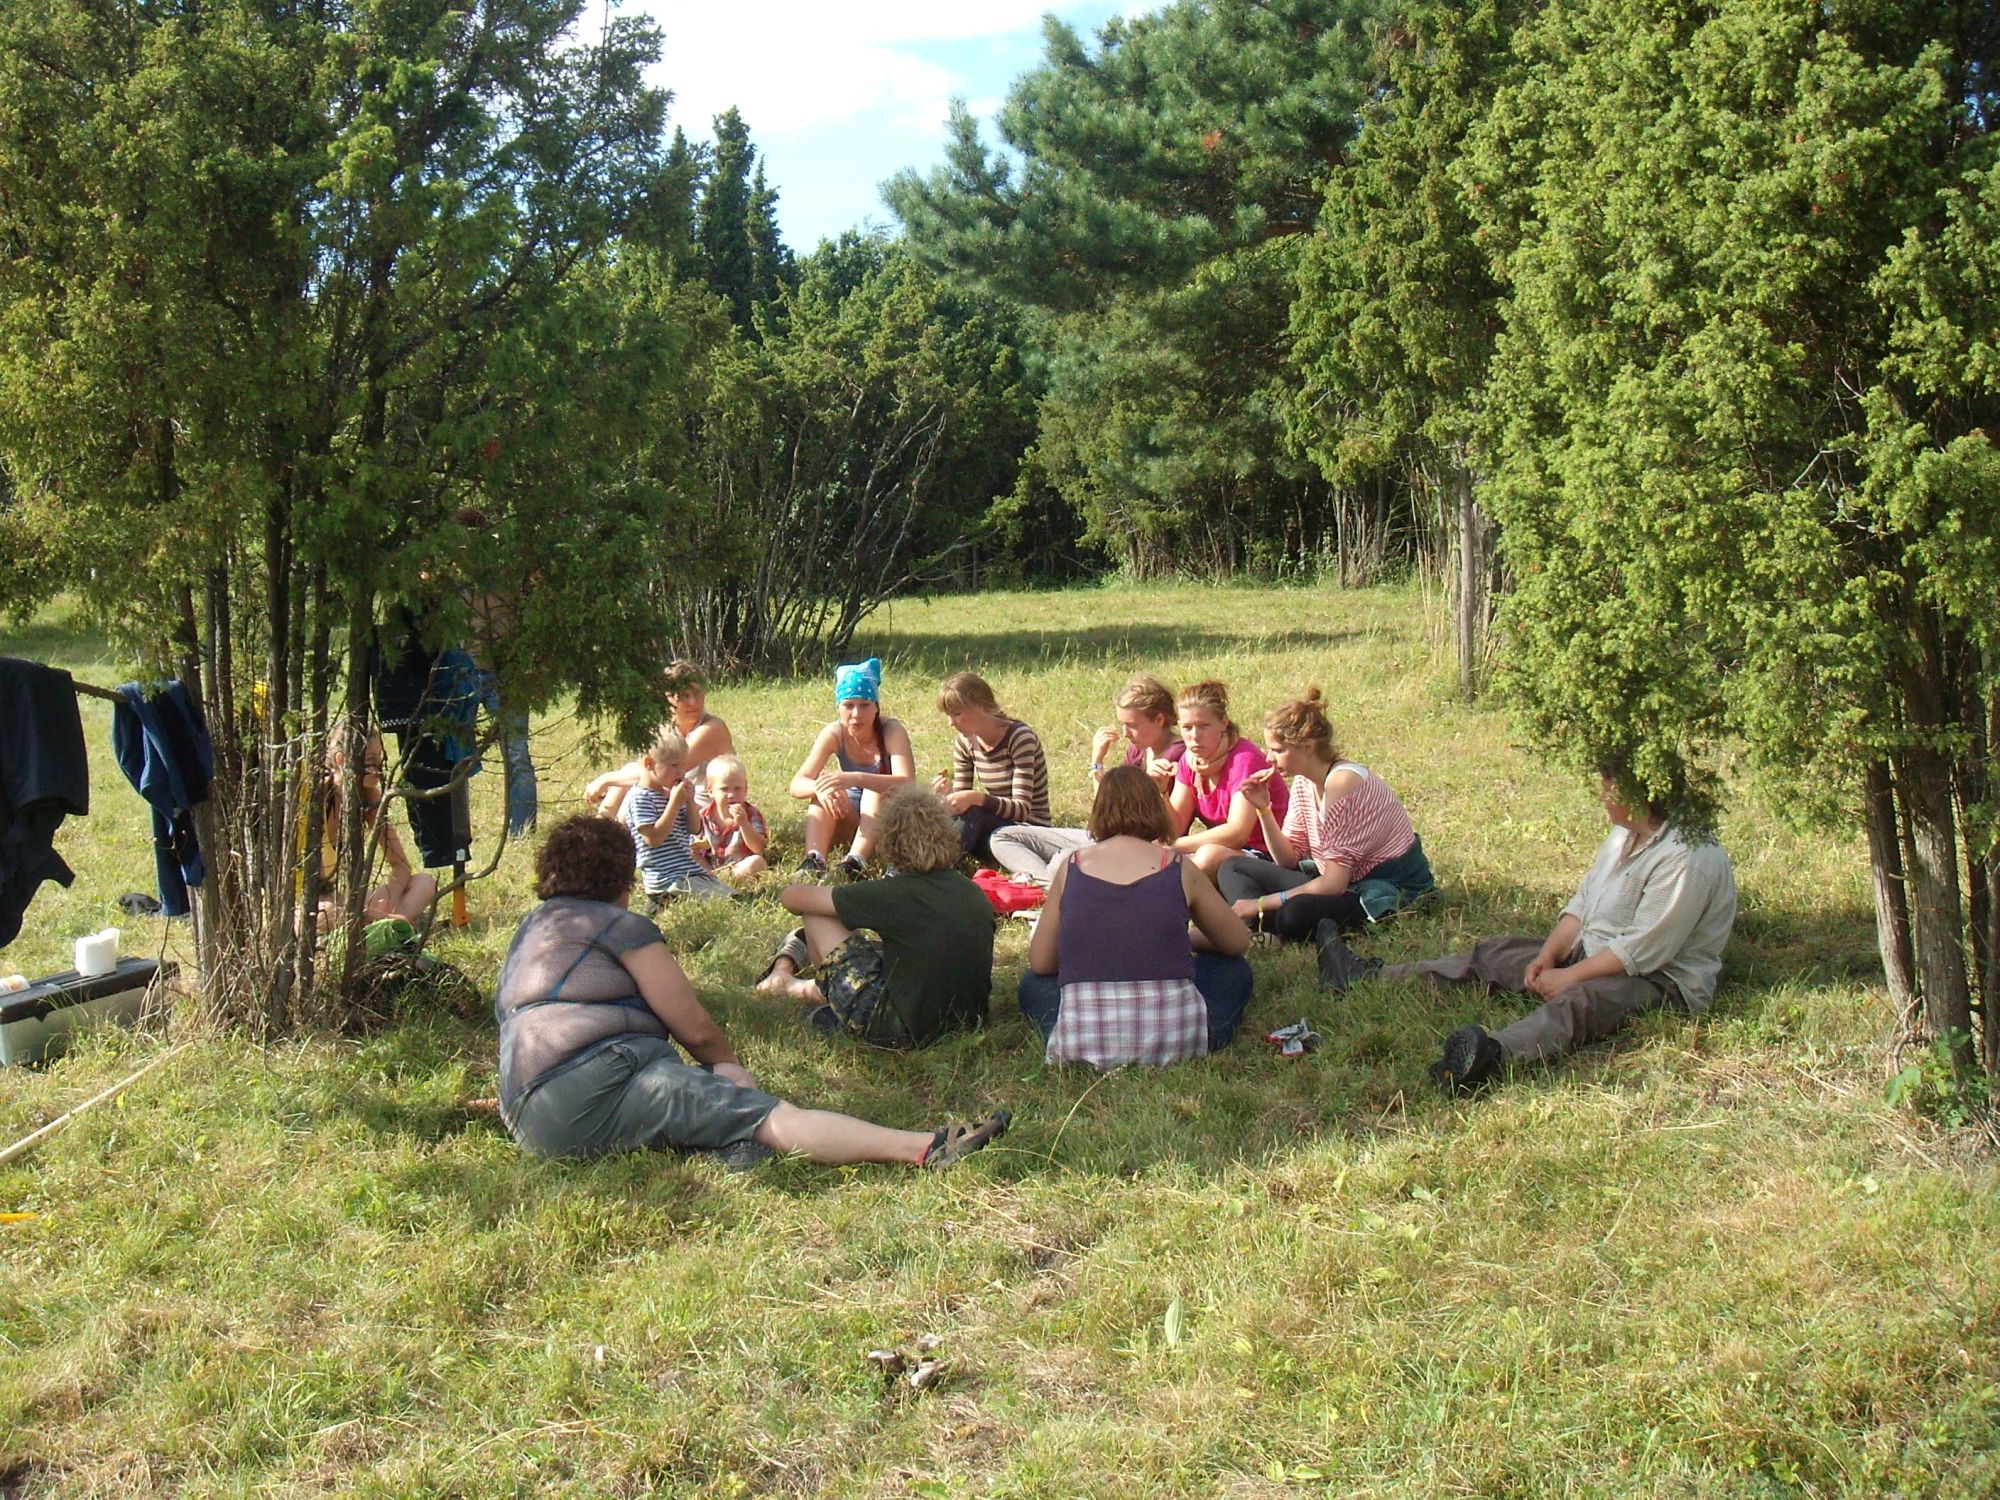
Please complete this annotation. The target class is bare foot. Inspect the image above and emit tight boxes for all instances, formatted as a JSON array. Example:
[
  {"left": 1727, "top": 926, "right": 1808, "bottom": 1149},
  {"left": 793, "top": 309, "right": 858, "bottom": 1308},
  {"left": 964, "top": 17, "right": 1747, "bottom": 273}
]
[
  {"left": 785, "top": 976, "right": 824, "bottom": 1003},
  {"left": 754, "top": 958, "right": 796, "bottom": 996}
]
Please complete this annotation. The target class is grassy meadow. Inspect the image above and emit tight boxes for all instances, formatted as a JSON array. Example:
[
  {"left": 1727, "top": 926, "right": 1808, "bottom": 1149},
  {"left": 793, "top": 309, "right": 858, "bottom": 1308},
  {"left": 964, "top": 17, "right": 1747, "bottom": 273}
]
[{"left": 2, "top": 581, "right": 1997, "bottom": 1498}]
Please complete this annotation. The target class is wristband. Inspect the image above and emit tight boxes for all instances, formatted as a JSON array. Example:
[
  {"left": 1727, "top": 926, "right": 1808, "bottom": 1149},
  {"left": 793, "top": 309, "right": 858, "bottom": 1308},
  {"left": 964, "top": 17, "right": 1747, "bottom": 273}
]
[{"left": 1090, "top": 763, "right": 1104, "bottom": 773}]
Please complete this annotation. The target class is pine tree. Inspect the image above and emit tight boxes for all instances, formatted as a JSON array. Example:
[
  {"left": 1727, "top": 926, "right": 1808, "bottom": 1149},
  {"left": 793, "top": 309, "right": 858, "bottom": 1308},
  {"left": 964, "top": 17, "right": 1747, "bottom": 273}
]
[{"left": 885, "top": 0, "right": 1381, "bottom": 576}]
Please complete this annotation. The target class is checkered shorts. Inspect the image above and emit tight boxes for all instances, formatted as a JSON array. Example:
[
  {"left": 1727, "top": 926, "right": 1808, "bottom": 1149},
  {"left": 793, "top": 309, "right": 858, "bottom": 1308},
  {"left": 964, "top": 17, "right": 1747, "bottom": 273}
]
[{"left": 1045, "top": 978, "right": 1208, "bottom": 1068}]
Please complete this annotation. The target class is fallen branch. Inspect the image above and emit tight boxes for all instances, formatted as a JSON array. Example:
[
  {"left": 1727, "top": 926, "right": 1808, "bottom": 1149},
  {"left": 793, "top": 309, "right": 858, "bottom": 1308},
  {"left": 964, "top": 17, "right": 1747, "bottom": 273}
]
[{"left": 0, "top": 1043, "right": 192, "bottom": 1167}]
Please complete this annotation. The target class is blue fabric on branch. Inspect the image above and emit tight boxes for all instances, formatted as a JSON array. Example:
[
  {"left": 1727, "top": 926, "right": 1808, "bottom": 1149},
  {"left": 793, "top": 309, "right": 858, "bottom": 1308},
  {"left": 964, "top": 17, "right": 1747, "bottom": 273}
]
[
  {"left": 0, "top": 658, "right": 91, "bottom": 949},
  {"left": 111, "top": 680, "right": 213, "bottom": 919},
  {"left": 476, "top": 668, "right": 537, "bottom": 837}
]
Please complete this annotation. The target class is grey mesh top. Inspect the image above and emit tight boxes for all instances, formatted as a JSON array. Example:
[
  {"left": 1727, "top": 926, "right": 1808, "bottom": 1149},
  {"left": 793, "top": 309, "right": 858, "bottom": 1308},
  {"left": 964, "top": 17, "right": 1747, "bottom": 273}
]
[{"left": 495, "top": 898, "right": 671, "bottom": 1111}]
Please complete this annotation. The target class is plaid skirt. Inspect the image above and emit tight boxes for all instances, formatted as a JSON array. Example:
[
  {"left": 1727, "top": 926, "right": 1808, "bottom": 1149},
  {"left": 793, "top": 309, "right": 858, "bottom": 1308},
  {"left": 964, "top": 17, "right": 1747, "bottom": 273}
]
[{"left": 1045, "top": 977, "right": 1208, "bottom": 1069}]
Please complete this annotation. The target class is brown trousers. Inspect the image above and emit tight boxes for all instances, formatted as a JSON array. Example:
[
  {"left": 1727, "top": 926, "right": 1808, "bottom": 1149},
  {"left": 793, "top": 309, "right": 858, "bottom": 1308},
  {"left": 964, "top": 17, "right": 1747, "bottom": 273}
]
[{"left": 1381, "top": 935, "right": 1681, "bottom": 1063}]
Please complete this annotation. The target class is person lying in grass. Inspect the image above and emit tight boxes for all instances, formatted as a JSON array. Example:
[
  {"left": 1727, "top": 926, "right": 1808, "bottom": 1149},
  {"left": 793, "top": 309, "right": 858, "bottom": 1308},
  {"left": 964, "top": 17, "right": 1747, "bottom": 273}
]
[
  {"left": 757, "top": 784, "right": 994, "bottom": 1047},
  {"left": 494, "top": 815, "right": 1008, "bottom": 1168},
  {"left": 1215, "top": 687, "right": 1435, "bottom": 943},
  {"left": 1019, "top": 765, "right": 1255, "bottom": 1068},
  {"left": 1319, "top": 765, "right": 1737, "bottom": 1094}
]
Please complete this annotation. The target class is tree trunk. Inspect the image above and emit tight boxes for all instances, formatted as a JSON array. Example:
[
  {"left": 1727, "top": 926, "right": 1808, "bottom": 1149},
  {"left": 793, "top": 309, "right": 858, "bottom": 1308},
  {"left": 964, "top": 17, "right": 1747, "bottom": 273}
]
[
  {"left": 1453, "top": 452, "right": 1481, "bottom": 701},
  {"left": 1896, "top": 746, "right": 1975, "bottom": 1070},
  {"left": 1863, "top": 758, "right": 1917, "bottom": 1023}
]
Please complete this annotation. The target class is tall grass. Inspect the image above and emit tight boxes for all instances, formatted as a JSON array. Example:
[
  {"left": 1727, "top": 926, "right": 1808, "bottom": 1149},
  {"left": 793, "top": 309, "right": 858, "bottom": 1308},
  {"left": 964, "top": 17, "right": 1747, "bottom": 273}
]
[{"left": 1, "top": 582, "right": 1994, "bottom": 1498}]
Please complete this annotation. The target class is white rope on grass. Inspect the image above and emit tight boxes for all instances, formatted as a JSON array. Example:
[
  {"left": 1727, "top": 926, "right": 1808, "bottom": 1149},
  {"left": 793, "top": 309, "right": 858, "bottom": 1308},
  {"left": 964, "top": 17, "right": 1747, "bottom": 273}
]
[{"left": 0, "top": 1042, "right": 192, "bottom": 1168}]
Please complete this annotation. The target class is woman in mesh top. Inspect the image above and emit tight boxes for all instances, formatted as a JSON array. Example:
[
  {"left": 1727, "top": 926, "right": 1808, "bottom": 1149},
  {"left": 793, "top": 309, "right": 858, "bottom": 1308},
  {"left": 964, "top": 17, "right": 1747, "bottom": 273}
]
[{"left": 494, "top": 817, "right": 1009, "bottom": 1168}]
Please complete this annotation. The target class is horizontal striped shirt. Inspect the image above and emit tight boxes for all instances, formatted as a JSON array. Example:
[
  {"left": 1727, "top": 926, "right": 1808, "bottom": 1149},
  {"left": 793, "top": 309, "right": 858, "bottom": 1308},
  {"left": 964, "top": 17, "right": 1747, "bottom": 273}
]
[
  {"left": 1283, "top": 762, "right": 1416, "bottom": 879},
  {"left": 623, "top": 784, "right": 702, "bottom": 891},
  {"left": 951, "top": 719, "right": 1051, "bottom": 825}
]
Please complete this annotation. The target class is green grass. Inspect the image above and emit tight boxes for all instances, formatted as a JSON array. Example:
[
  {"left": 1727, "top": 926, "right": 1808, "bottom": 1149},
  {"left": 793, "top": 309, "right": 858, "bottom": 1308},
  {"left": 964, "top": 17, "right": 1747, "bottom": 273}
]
[{"left": 2, "top": 582, "right": 1996, "bottom": 1498}]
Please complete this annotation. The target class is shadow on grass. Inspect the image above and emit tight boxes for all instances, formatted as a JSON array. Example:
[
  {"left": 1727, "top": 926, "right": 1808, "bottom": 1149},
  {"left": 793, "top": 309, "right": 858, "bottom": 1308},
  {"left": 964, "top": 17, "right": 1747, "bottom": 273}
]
[{"left": 858, "top": 622, "right": 1368, "bottom": 679}]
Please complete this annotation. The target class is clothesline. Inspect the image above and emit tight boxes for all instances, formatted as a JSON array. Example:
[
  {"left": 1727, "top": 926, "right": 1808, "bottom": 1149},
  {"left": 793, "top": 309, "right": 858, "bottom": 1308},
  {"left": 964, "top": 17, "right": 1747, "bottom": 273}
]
[{"left": 71, "top": 680, "right": 121, "bottom": 703}]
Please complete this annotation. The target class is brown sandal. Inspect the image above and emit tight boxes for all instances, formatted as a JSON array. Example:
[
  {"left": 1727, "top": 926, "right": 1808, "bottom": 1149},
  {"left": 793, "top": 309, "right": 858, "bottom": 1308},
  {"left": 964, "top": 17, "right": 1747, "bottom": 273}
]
[{"left": 921, "top": 1109, "right": 1011, "bottom": 1168}]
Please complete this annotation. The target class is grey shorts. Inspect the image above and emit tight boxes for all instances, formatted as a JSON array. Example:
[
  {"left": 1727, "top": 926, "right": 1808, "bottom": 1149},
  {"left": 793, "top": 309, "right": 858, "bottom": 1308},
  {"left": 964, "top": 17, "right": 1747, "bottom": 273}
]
[{"left": 509, "top": 1036, "right": 781, "bottom": 1166}]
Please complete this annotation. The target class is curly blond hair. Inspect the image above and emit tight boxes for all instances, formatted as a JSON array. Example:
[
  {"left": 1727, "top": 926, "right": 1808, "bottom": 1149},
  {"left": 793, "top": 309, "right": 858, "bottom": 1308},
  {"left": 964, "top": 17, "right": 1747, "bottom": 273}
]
[{"left": 877, "top": 785, "right": 962, "bottom": 873}]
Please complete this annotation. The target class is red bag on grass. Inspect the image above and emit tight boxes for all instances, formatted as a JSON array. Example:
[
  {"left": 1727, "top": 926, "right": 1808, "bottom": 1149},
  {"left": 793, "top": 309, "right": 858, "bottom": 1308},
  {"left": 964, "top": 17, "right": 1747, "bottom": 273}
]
[{"left": 972, "top": 867, "right": 1045, "bottom": 915}]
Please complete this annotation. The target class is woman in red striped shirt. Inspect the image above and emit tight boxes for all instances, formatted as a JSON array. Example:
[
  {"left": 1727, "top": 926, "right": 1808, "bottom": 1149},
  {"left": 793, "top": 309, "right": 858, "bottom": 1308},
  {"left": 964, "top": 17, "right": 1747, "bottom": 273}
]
[{"left": 1215, "top": 689, "right": 1436, "bottom": 944}]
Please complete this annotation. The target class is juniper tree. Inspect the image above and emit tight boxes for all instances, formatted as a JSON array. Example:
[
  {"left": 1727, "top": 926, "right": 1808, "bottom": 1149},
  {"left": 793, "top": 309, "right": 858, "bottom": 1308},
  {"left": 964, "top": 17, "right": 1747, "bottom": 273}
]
[{"left": 0, "top": 0, "right": 692, "bottom": 1028}]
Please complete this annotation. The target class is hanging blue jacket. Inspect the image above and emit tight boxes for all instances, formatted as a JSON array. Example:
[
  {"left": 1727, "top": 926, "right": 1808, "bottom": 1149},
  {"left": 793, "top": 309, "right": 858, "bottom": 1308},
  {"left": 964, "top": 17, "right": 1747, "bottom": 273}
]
[{"left": 112, "top": 681, "right": 213, "bottom": 918}]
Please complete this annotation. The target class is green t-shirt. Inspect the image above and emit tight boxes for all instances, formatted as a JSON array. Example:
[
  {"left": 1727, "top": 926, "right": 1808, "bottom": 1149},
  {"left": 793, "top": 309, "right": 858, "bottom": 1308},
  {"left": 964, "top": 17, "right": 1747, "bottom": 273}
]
[{"left": 831, "top": 869, "right": 994, "bottom": 1044}]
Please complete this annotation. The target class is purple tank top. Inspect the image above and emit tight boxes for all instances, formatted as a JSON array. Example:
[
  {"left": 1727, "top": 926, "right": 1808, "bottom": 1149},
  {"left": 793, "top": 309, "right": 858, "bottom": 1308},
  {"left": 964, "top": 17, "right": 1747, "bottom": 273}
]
[{"left": 1055, "top": 853, "right": 1198, "bottom": 988}]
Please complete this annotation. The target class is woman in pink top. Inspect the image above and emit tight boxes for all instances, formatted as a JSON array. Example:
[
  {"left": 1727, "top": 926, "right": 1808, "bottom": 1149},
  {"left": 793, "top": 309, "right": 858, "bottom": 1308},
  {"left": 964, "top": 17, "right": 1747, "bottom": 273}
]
[
  {"left": 1166, "top": 680, "right": 1289, "bottom": 876},
  {"left": 1216, "top": 688, "right": 1436, "bottom": 944}
]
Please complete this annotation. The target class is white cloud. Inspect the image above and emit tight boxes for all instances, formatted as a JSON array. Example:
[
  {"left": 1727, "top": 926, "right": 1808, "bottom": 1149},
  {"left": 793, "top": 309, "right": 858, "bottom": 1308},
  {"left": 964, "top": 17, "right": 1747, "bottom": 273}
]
[{"left": 620, "top": 0, "right": 1101, "bottom": 140}]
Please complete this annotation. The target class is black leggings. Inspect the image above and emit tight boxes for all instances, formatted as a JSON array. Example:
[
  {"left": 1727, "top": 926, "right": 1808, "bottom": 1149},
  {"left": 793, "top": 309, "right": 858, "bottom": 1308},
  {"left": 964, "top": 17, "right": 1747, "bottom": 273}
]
[
  {"left": 954, "top": 804, "right": 1018, "bottom": 864},
  {"left": 1216, "top": 856, "right": 1366, "bottom": 943}
]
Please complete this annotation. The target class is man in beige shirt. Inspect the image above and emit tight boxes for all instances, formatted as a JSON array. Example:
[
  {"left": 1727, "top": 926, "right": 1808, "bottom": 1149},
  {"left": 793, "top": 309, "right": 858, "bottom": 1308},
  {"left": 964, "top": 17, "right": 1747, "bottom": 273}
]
[{"left": 1319, "top": 769, "right": 1738, "bottom": 1093}]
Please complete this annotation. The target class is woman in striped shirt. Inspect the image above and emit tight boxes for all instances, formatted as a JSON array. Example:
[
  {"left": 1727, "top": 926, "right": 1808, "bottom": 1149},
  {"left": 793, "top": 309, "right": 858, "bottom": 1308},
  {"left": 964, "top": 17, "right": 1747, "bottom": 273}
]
[
  {"left": 1215, "top": 689, "right": 1436, "bottom": 944},
  {"left": 929, "top": 672, "right": 1051, "bottom": 864}
]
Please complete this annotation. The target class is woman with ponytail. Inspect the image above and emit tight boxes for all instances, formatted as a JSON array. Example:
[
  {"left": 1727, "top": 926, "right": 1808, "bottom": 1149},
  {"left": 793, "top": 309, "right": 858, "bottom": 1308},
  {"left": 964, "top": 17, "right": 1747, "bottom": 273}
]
[{"left": 1216, "top": 689, "right": 1435, "bottom": 944}]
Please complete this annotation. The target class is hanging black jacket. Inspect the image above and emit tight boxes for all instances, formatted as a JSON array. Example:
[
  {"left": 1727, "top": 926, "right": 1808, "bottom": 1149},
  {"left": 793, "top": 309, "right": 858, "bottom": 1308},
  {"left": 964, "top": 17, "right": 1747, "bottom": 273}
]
[{"left": 0, "top": 657, "right": 90, "bottom": 949}]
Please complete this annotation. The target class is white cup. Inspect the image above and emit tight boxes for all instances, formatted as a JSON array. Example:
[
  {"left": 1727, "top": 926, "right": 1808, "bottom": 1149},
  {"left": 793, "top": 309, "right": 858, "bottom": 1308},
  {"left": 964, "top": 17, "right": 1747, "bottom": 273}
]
[{"left": 74, "top": 928, "right": 120, "bottom": 977}]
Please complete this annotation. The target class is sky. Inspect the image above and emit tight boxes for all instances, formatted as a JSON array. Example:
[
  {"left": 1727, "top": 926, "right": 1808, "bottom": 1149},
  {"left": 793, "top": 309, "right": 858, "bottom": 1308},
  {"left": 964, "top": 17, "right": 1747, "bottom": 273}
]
[{"left": 615, "top": 1, "right": 1139, "bottom": 251}]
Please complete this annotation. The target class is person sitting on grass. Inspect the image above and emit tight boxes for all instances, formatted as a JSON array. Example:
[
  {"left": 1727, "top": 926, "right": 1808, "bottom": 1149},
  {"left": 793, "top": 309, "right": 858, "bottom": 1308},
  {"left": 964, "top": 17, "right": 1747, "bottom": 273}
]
[
  {"left": 1216, "top": 688, "right": 1435, "bottom": 943},
  {"left": 316, "top": 724, "right": 437, "bottom": 934},
  {"left": 787, "top": 657, "right": 914, "bottom": 879},
  {"left": 756, "top": 784, "right": 994, "bottom": 1047},
  {"left": 495, "top": 816, "right": 1010, "bottom": 1167},
  {"left": 930, "top": 671, "right": 1051, "bottom": 865},
  {"left": 991, "top": 674, "right": 1184, "bottom": 886},
  {"left": 621, "top": 726, "right": 729, "bottom": 908},
  {"left": 1019, "top": 765, "right": 1255, "bottom": 1068},
  {"left": 588, "top": 659, "right": 734, "bottom": 821},
  {"left": 1167, "top": 679, "right": 1288, "bottom": 876},
  {"left": 696, "top": 755, "right": 768, "bottom": 882},
  {"left": 1318, "top": 765, "right": 1737, "bottom": 1094}
]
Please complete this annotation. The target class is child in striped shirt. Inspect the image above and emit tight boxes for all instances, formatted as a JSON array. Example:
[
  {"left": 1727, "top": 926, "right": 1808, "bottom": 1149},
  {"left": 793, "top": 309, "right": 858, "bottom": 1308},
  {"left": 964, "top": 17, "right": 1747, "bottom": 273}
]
[{"left": 623, "top": 727, "right": 729, "bottom": 908}]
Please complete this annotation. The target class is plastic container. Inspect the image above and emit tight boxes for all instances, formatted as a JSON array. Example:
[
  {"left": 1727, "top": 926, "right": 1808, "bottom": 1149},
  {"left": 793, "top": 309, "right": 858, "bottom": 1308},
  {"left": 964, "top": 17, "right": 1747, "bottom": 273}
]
[{"left": 74, "top": 928, "right": 120, "bottom": 978}]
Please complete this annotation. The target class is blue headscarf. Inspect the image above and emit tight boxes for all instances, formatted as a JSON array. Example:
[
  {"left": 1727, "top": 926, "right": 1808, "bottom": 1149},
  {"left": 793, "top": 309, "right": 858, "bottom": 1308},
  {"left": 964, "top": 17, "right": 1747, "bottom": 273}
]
[{"left": 834, "top": 657, "right": 882, "bottom": 705}]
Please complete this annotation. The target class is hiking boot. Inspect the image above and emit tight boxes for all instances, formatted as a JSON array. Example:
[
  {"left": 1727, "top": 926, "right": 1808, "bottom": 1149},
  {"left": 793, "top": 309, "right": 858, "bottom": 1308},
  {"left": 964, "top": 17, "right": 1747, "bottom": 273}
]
[
  {"left": 1315, "top": 921, "right": 1381, "bottom": 990},
  {"left": 795, "top": 851, "right": 828, "bottom": 880},
  {"left": 1429, "top": 1023, "right": 1503, "bottom": 1094}
]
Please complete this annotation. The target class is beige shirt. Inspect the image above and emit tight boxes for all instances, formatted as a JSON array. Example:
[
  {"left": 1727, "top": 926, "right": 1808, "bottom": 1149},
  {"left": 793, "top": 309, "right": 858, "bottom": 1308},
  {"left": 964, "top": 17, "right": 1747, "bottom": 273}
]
[{"left": 1562, "top": 822, "right": 1737, "bottom": 1011}]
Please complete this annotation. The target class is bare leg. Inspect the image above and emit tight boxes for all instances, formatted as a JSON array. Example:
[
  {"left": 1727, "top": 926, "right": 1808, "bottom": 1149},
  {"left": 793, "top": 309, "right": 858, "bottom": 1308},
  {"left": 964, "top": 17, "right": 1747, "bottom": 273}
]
[
  {"left": 802, "top": 803, "right": 859, "bottom": 859},
  {"left": 754, "top": 1100, "right": 932, "bottom": 1166},
  {"left": 783, "top": 912, "right": 854, "bottom": 1001},
  {"left": 851, "top": 790, "right": 883, "bottom": 861},
  {"left": 727, "top": 853, "right": 767, "bottom": 879},
  {"left": 395, "top": 872, "right": 437, "bottom": 923},
  {"left": 802, "top": 913, "right": 853, "bottom": 964}
]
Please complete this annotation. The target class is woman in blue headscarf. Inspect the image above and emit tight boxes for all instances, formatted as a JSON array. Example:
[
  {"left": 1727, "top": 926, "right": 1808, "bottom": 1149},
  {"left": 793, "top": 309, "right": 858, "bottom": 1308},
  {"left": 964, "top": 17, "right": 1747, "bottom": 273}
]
[{"left": 785, "top": 658, "right": 915, "bottom": 879}]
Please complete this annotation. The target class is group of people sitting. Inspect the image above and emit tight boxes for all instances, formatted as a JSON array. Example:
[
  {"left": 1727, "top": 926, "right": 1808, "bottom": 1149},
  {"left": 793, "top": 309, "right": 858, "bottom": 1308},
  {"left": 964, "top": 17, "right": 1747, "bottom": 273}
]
[{"left": 490, "top": 656, "right": 1739, "bottom": 1173}]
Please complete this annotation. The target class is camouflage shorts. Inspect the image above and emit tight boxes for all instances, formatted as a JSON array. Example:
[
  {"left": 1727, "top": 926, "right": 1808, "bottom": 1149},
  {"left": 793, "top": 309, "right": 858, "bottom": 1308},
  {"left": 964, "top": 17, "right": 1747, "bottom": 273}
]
[{"left": 813, "top": 933, "right": 886, "bottom": 1038}]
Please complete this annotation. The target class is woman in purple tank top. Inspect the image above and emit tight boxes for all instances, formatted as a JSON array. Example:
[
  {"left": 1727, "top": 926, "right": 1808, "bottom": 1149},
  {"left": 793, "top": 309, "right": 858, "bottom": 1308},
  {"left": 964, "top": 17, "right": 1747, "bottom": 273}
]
[{"left": 1018, "top": 766, "right": 1255, "bottom": 1068}]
